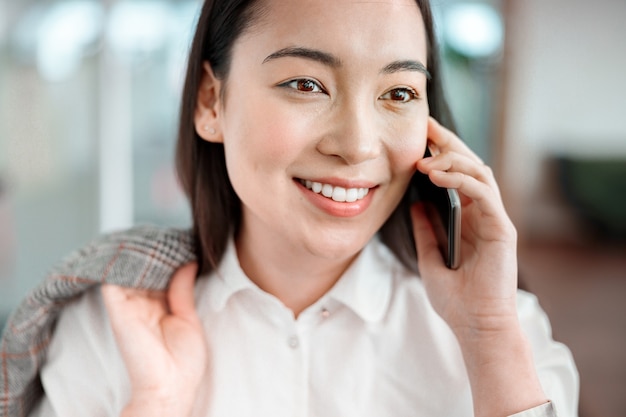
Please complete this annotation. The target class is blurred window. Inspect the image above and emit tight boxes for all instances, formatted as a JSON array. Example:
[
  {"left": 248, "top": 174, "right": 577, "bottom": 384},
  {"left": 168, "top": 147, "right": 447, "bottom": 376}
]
[{"left": 0, "top": 0, "right": 199, "bottom": 320}]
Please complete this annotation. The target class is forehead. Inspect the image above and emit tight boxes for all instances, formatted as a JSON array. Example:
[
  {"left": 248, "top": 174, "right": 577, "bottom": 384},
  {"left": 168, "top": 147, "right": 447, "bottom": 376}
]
[{"left": 238, "top": 0, "right": 427, "bottom": 65}]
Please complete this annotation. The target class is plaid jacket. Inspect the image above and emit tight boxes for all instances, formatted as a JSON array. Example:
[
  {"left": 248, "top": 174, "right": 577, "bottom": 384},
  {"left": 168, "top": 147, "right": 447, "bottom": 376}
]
[{"left": 0, "top": 226, "right": 196, "bottom": 417}]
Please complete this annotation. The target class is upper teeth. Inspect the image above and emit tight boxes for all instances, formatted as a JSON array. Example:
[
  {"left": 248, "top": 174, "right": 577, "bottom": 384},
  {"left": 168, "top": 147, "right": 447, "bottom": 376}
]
[{"left": 301, "top": 179, "right": 370, "bottom": 202}]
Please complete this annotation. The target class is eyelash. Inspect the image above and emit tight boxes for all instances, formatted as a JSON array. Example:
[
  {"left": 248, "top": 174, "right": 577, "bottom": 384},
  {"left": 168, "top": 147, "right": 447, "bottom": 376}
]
[
  {"left": 278, "top": 78, "right": 326, "bottom": 94},
  {"left": 379, "top": 87, "right": 420, "bottom": 103},
  {"left": 278, "top": 78, "right": 420, "bottom": 103}
]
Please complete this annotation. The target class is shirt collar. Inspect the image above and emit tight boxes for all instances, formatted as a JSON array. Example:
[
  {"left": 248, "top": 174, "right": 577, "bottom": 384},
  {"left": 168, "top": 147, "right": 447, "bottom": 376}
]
[
  {"left": 208, "top": 238, "right": 257, "bottom": 311},
  {"left": 208, "top": 236, "right": 396, "bottom": 323},
  {"left": 325, "top": 236, "right": 395, "bottom": 323}
]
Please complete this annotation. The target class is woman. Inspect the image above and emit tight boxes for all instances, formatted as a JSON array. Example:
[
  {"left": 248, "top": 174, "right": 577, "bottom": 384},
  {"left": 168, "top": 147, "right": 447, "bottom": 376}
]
[{"left": 29, "top": 0, "right": 578, "bottom": 416}]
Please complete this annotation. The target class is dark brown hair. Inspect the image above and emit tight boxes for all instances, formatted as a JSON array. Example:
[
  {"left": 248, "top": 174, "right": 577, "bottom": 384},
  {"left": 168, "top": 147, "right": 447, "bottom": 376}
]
[{"left": 176, "top": 0, "right": 454, "bottom": 275}]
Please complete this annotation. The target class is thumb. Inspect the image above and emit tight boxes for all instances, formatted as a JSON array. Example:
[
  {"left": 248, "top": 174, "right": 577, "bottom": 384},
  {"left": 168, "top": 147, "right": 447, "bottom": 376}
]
[
  {"left": 167, "top": 262, "right": 199, "bottom": 321},
  {"left": 411, "top": 202, "right": 445, "bottom": 275}
]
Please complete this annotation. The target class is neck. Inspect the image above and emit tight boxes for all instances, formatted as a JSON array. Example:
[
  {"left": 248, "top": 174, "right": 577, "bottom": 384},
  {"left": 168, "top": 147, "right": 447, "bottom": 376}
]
[{"left": 235, "top": 225, "right": 359, "bottom": 318}]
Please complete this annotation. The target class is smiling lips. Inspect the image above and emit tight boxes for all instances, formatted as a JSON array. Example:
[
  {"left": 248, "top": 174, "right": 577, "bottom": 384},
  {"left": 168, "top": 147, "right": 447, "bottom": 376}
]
[{"left": 299, "top": 179, "right": 371, "bottom": 203}]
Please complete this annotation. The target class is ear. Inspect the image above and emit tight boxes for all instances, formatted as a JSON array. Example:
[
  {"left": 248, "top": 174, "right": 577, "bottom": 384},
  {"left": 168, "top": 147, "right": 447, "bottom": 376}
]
[{"left": 194, "top": 61, "right": 224, "bottom": 143}]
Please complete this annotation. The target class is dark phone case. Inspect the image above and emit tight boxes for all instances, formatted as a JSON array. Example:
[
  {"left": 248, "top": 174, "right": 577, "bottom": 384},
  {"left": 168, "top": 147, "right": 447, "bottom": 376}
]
[{"left": 410, "top": 155, "right": 461, "bottom": 269}]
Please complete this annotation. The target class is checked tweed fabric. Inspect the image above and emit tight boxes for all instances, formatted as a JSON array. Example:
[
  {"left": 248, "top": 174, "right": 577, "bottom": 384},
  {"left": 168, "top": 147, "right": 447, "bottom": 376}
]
[{"left": 0, "top": 226, "right": 196, "bottom": 417}]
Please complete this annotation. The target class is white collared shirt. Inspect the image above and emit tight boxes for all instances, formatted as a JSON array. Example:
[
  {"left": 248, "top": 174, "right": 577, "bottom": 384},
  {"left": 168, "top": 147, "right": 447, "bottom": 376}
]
[{"left": 32, "top": 237, "right": 578, "bottom": 417}]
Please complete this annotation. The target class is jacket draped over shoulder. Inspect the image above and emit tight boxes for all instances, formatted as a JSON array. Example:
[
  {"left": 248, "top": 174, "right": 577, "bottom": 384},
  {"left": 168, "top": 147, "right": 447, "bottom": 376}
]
[{"left": 0, "top": 226, "right": 196, "bottom": 417}]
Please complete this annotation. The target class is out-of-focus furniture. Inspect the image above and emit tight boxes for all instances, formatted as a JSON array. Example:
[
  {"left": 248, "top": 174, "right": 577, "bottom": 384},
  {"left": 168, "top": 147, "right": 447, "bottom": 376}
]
[{"left": 556, "top": 156, "right": 626, "bottom": 240}]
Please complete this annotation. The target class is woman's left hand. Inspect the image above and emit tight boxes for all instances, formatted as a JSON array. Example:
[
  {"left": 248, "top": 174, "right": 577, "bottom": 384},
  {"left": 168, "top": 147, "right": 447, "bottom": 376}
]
[
  {"left": 411, "top": 117, "right": 519, "bottom": 337},
  {"left": 412, "top": 118, "right": 549, "bottom": 417}
]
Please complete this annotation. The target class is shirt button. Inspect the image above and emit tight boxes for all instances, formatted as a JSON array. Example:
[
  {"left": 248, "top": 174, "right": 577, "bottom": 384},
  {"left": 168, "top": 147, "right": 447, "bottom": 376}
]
[
  {"left": 288, "top": 335, "right": 299, "bottom": 349},
  {"left": 321, "top": 308, "right": 330, "bottom": 318}
]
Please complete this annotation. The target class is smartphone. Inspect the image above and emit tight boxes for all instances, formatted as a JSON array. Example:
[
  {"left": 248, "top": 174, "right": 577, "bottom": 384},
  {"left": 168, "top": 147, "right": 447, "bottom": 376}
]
[{"left": 410, "top": 145, "right": 461, "bottom": 269}]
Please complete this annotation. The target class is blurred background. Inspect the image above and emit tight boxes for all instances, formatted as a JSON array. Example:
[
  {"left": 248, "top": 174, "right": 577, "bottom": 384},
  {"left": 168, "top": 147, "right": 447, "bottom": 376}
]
[{"left": 0, "top": 0, "right": 625, "bottom": 415}]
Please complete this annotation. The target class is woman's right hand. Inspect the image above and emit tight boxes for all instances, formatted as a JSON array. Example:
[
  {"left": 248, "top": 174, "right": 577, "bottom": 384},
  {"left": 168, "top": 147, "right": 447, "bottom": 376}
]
[{"left": 101, "top": 262, "right": 207, "bottom": 417}]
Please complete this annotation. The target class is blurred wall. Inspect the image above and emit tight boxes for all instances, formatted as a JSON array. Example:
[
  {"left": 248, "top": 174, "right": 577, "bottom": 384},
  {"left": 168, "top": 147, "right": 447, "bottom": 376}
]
[{"left": 501, "top": 0, "right": 626, "bottom": 242}]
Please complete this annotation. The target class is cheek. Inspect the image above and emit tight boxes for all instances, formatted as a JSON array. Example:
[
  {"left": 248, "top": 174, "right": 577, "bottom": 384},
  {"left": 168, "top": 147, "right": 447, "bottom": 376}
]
[
  {"left": 256, "top": 115, "right": 311, "bottom": 163},
  {"left": 388, "top": 116, "right": 429, "bottom": 174},
  {"left": 222, "top": 97, "right": 313, "bottom": 175}
]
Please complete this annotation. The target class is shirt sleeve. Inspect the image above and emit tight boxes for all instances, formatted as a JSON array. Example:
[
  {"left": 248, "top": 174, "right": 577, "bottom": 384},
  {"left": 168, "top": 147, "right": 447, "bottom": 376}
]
[
  {"left": 517, "top": 291, "right": 580, "bottom": 417},
  {"left": 29, "top": 288, "right": 131, "bottom": 417},
  {"left": 509, "top": 401, "right": 556, "bottom": 417}
]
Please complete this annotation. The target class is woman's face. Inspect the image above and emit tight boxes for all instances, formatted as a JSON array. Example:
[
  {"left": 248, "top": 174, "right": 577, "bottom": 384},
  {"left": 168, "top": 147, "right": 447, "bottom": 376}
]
[{"left": 204, "top": 0, "right": 429, "bottom": 261}]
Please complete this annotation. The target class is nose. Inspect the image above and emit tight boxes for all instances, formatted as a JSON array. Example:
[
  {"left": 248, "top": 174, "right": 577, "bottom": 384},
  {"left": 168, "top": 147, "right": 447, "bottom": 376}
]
[{"left": 316, "top": 100, "right": 382, "bottom": 165}]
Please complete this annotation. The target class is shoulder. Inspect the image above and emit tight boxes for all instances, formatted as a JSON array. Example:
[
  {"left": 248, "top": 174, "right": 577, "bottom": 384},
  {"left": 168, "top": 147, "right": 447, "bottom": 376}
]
[{"left": 43, "top": 224, "right": 197, "bottom": 351}]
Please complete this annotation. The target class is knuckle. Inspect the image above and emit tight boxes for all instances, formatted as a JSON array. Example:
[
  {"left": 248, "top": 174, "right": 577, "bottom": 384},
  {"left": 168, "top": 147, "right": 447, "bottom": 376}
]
[
  {"left": 482, "top": 164, "right": 494, "bottom": 177},
  {"left": 505, "top": 220, "right": 518, "bottom": 240}
]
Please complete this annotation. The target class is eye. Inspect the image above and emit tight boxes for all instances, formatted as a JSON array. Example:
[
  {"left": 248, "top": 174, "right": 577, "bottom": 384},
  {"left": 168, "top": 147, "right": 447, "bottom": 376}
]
[
  {"left": 279, "top": 78, "right": 326, "bottom": 94},
  {"left": 380, "top": 87, "right": 419, "bottom": 103}
]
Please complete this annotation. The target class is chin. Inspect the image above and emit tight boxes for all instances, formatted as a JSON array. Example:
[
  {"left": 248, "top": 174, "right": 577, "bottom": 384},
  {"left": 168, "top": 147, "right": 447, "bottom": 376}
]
[{"left": 300, "top": 231, "right": 373, "bottom": 261}]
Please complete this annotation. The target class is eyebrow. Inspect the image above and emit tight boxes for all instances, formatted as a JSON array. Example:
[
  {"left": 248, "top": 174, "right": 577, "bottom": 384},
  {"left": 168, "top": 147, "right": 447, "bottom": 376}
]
[
  {"left": 263, "top": 47, "right": 342, "bottom": 67},
  {"left": 262, "top": 46, "right": 431, "bottom": 80},
  {"left": 382, "top": 60, "right": 431, "bottom": 80}
]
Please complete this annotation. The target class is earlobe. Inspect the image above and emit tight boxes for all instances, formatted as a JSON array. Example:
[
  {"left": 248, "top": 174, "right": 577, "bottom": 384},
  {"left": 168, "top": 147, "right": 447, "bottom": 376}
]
[{"left": 194, "top": 61, "right": 223, "bottom": 143}]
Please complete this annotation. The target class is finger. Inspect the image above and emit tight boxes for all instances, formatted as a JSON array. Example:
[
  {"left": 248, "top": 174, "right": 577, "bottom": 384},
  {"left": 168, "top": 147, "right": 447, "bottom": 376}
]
[
  {"left": 101, "top": 284, "right": 140, "bottom": 318},
  {"left": 427, "top": 117, "right": 483, "bottom": 165},
  {"left": 101, "top": 283, "right": 124, "bottom": 304},
  {"left": 410, "top": 202, "right": 446, "bottom": 275},
  {"left": 428, "top": 170, "right": 504, "bottom": 218},
  {"left": 101, "top": 284, "right": 127, "bottom": 325},
  {"left": 101, "top": 285, "right": 152, "bottom": 349},
  {"left": 167, "top": 262, "right": 199, "bottom": 321},
  {"left": 418, "top": 151, "right": 496, "bottom": 187},
  {"left": 102, "top": 285, "right": 166, "bottom": 329},
  {"left": 102, "top": 285, "right": 167, "bottom": 309}
]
